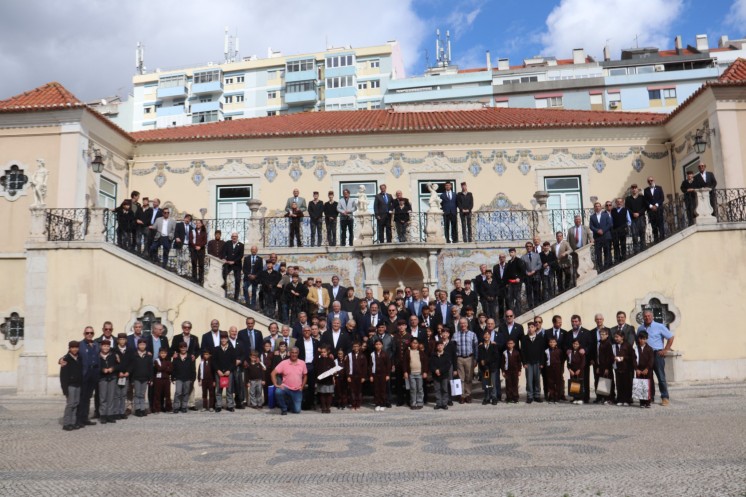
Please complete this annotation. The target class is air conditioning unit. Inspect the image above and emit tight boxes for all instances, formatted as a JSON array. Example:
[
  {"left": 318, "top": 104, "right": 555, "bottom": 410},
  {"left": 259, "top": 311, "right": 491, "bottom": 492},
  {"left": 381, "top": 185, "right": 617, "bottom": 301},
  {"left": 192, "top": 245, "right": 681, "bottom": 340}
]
[
  {"left": 654, "top": 64, "right": 665, "bottom": 72},
  {"left": 609, "top": 101, "right": 619, "bottom": 109}
]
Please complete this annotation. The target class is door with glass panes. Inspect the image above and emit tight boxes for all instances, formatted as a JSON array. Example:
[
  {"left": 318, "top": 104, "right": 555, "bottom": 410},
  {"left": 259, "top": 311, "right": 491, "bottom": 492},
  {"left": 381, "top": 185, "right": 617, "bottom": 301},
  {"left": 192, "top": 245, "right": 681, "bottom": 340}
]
[
  {"left": 216, "top": 185, "right": 252, "bottom": 241},
  {"left": 544, "top": 176, "right": 582, "bottom": 234}
]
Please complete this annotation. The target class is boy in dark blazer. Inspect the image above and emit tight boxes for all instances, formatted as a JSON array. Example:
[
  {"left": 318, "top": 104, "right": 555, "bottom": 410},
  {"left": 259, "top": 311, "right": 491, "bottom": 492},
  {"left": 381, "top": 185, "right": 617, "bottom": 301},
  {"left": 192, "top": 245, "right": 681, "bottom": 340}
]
[
  {"left": 60, "top": 341, "right": 83, "bottom": 431},
  {"left": 635, "top": 330, "right": 655, "bottom": 408},
  {"left": 477, "top": 330, "right": 500, "bottom": 405},
  {"left": 369, "top": 339, "right": 391, "bottom": 411},
  {"left": 172, "top": 342, "right": 195, "bottom": 413},
  {"left": 198, "top": 349, "right": 215, "bottom": 411},
  {"left": 567, "top": 339, "right": 586, "bottom": 404},
  {"left": 129, "top": 338, "right": 154, "bottom": 417},
  {"left": 595, "top": 328, "right": 615, "bottom": 405},
  {"left": 545, "top": 336, "right": 564, "bottom": 403},
  {"left": 152, "top": 348, "right": 173, "bottom": 414},
  {"left": 612, "top": 331, "right": 634, "bottom": 406},
  {"left": 501, "top": 338, "right": 522, "bottom": 403},
  {"left": 347, "top": 341, "right": 368, "bottom": 410},
  {"left": 429, "top": 341, "right": 452, "bottom": 410}
]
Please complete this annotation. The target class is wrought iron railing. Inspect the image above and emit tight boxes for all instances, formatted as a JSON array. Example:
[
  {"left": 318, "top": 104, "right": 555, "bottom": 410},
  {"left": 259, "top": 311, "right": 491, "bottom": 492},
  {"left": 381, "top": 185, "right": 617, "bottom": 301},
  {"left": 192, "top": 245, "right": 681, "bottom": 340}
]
[
  {"left": 473, "top": 210, "right": 538, "bottom": 242},
  {"left": 714, "top": 188, "right": 746, "bottom": 222},
  {"left": 46, "top": 208, "right": 89, "bottom": 241}
]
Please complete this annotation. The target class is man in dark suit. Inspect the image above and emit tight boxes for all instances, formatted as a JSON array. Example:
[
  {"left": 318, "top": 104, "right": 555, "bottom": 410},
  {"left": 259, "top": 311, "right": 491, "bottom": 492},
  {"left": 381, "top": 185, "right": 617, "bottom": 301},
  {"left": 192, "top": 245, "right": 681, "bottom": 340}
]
[
  {"left": 548, "top": 315, "right": 568, "bottom": 354},
  {"left": 358, "top": 302, "right": 384, "bottom": 338},
  {"left": 201, "top": 319, "right": 222, "bottom": 354},
  {"left": 589, "top": 201, "right": 613, "bottom": 271},
  {"left": 327, "top": 301, "right": 349, "bottom": 331},
  {"left": 692, "top": 162, "right": 718, "bottom": 217},
  {"left": 680, "top": 170, "right": 697, "bottom": 226},
  {"left": 433, "top": 291, "right": 453, "bottom": 329},
  {"left": 220, "top": 232, "right": 244, "bottom": 300},
  {"left": 173, "top": 213, "right": 192, "bottom": 251},
  {"left": 307, "top": 191, "right": 325, "bottom": 247},
  {"left": 320, "top": 317, "right": 352, "bottom": 355},
  {"left": 407, "top": 289, "right": 427, "bottom": 319},
  {"left": 504, "top": 249, "right": 524, "bottom": 316},
  {"left": 292, "top": 312, "right": 311, "bottom": 341},
  {"left": 238, "top": 317, "right": 264, "bottom": 354},
  {"left": 497, "top": 311, "right": 524, "bottom": 350},
  {"left": 440, "top": 182, "right": 458, "bottom": 243},
  {"left": 127, "top": 321, "right": 145, "bottom": 351},
  {"left": 563, "top": 314, "right": 593, "bottom": 403},
  {"left": 323, "top": 190, "right": 338, "bottom": 247},
  {"left": 322, "top": 275, "right": 347, "bottom": 310},
  {"left": 170, "top": 321, "right": 200, "bottom": 358},
  {"left": 613, "top": 311, "right": 637, "bottom": 347},
  {"left": 242, "top": 246, "right": 263, "bottom": 308},
  {"left": 142, "top": 198, "right": 163, "bottom": 257},
  {"left": 456, "top": 181, "right": 473, "bottom": 242},
  {"left": 373, "top": 184, "right": 394, "bottom": 244},
  {"left": 644, "top": 176, "right": 665, "bottom": 242},
  {"left": 146, "top": 323, "right": 170, "bottom": 411},
  {"left": 610, "top": 198, "right": 631, "bottom": 263}
]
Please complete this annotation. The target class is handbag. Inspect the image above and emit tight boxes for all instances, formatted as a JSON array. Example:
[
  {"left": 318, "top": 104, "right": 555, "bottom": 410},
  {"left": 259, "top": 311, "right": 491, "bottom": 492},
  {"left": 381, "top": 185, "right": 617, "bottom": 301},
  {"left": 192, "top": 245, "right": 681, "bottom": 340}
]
[
  {"left": 219, "top": 376, "right": 230, "bottom": 389},
  {"left": 596, "top": 377, "right": 612, "bottom": 396},
  {"left": 632, "top": 378, "right": 651, "bottom": 400},
  {"left": 450, "top": 379, "right": 463, "bottom": 396},
  {"left": 567, "top": 378, "right": 583, "bottom": 396}
]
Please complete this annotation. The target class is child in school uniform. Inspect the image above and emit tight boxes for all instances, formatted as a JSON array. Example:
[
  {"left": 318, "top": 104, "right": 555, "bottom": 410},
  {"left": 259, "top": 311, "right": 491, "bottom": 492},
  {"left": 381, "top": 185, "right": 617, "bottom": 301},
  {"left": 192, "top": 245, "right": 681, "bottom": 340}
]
[
  {"left": 260, "top": 341, "right": 273, "bottom": 406},
  {"left": 245, "top": 350, "right": 266, "bottom": 409},
  {"left": 113, "top": 333, "right": 133, "bottom": 420},
  {"left": 635, "top": 330, "right": 655, "bottom": 408},
  {"left": 369, "top": 339, "right": 391, "bottom": 412},
  {"left": 544, "top": 336, "right": 565, "bottom": 403},
  {"left": 429, "top": 341, "right": 451, "bottom": 410},
  {"left": 334, "top": 348, "right": 349, "bottom": 409},
  {"left": 347, "top": 341, "right": 367, "bottom": 410},
  {"left": 152, "top": 347, "right": 173, "bottom": 414},
  {"left": 567, "top": 338, "right": 586, "bottom": 405},
  {"left": 595, "top": 328, "right": 615, "bottom": 405},
  {"left": 98, "top": 340, "right": 118, "bottom": 424},
  {"left": 198, "top": 349, "right": 216, "bottom": 411},
  {"left": 477, "top": 330, "right": 500, "bottom": 405},
  {"left": 172, "top": 342, "right": 195, "bottom": 414},
  {"left": 404, "top": 338, "right": 428, "bottom": 409},
  {"left": 314, "top": 344, "right": 337, "bottom": 414},
  {"left": 129, "top": 338, "right": 153, "bottom": 417},
  {"left": 60, "top": 341, "right": 83, "bottom": 431},
  {"left": 501, "top": 338, "right": 522, "bottom": 403},
  {"left": 271, "top": 341, "right": 289, "bottom": 371},
  {"left": 613, "top": 330, "right": 634, "bottom": 406}
]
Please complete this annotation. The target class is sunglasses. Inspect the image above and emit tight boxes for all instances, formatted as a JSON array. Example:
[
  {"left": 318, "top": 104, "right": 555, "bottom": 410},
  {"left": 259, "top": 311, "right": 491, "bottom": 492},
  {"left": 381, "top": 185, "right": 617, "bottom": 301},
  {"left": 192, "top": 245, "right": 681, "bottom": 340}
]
[{"left": 84, "top": 332, "right": 94, "bottom": 335}]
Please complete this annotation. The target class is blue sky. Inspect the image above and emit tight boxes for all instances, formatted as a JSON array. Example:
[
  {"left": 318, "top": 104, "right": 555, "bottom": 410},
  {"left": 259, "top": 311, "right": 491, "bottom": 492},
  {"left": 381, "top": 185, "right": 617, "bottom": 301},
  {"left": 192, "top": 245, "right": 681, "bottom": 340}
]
[
  {"left": 408, "top": 0, "right": 743, "bottom": 74},
  {"left": 0, "top": 0, "right": 744, "bottom": 100}
]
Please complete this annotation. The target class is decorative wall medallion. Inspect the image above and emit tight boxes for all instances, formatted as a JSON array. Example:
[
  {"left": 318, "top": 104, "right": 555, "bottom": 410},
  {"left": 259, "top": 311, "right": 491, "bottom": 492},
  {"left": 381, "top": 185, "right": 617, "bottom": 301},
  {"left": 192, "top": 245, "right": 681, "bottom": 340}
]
[
  {"left": 593, "top": 158, "right": 606, "bottom": 173},
  {"left": 632, "top": 157, "right": 644, "bottom": 173},
  {"left": 390, "top": 162, "right": 403, "bottom": 178},
  {"left": 265, "top": 166, "right": 278, "bottom": 183},
  {"left": 469, "top": 161, "right": 482, "bottom": 177},
  {"left": 314, "top": 166, "right": 327, "bottom": 181},
  {"left": 154, "top": 173, "right": 166, "bottom": 188},
  {"left": 494, "top": 162, "right": 506, "bottom": 176},
  {"left": 289, "top": 166, "right": 302, "bottom": 182},
  {"left": 518, "top": 161, "right": 531, "bottom": 175},
  {"left": 191, "top": 164, "right": 204, "bottom": 186}
]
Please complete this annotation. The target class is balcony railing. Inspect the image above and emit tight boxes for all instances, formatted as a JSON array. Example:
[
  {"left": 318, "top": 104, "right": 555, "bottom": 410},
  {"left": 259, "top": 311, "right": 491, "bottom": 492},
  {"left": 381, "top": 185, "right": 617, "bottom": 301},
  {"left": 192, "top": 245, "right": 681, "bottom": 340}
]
[{"left": 46, "top": 209, "right": 89, "bottom": 241}]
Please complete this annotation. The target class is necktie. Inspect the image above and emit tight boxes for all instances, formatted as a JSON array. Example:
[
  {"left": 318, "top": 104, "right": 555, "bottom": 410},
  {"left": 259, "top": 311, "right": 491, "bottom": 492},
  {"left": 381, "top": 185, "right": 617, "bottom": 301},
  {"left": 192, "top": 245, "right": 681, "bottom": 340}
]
[
  {"left": 529, "top": 253, "right": 532, "bottom": 263},
  {"left": 285, "top": 338, "right": 289, "bottom": 346},
  {"left": 576, "top": 227, "right": 581, "bottom": 246}
]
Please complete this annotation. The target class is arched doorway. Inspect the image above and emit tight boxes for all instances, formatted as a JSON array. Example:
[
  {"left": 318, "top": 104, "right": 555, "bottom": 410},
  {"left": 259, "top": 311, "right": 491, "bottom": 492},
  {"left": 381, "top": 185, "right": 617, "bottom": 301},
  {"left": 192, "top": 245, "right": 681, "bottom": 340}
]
[{"left": 378, "top": 257, "right": 425, "bottom": 296}]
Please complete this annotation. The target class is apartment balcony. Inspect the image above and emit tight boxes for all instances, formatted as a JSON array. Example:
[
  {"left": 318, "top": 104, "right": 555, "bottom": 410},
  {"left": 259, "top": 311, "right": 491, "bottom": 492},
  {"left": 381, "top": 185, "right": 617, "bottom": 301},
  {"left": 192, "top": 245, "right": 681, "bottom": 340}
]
[
  {"left": 190, "top": 101, "right": 223, "bottom": 113},
  {"left": 156, "top": 105, "right": 186, "bottom": 117},
  {"left": 285, "top": 69, "right": 317, "bottom": 83},
  {"left": 192, "top": 81, "right": 224, "bottom": 94},
  {"left": 156, "top": 85, "right": 188, "bottom": 99},
  {"left": 285, "top": 89, "right": 318, "bottom": 106}
]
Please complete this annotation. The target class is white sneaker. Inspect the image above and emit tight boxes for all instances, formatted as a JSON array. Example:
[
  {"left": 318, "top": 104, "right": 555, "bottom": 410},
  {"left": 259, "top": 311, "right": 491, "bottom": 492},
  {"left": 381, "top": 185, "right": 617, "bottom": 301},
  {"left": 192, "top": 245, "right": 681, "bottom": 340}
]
[
  {"left": 380, "top": 406, "right": 386, "bottom": 411},
  {"left": 577, "top": 400, "right": 584, "bottom": 405},
  {"left": 616, "top": 402, "right": 623, "bottom": 406},
  {"left": 374, "top": 406, "right": 380, "bottom": 412}
]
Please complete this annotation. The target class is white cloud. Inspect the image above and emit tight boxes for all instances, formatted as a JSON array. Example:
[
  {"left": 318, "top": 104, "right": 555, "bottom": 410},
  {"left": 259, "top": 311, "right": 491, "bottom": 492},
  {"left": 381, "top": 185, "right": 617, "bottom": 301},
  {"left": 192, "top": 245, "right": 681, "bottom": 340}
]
[
  {"left": 539, "top": 0, "right": 684, "bottom": 60},
  {"left": 727, "top": 0, "right": 746, "bottom": 27},
  {"left": 445, "top": 0, "right": 484, "bottom": 40},
  {"left": 0, "top": 0, "right": 427, "bottom": 100}
]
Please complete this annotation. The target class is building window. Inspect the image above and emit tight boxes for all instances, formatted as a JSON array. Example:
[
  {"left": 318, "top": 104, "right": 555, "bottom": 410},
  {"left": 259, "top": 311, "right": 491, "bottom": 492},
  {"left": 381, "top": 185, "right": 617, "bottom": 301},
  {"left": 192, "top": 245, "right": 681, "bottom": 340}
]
[
  {"left": 144, "top": 107, "right": 153, "bottom": 114},
  {"left": 370, "top": 102, "right": 382, "bottom": 109},
  {"left": 287, "top": 59, "right": 314, "bottom": 72},
  {"left": 138, "top": 311, "right": 161, "bottom": 338},
  {"left": 357, "top": 82, "right": 368, "bottom": 90},
  {"left": 370, "top": 80, "right": 381, "bottom": 89},
  {"left": 217, "top": 185, "right": 252, "bottom": 238},
  {"left": 225, "top": 95, "right": 233, "bottom": 104},
  {"left": 545, "top": 176, "right": 582, "bottom": 232},
  {"left": 193, "top": 70, "right": 221, "bottom": 84},
  {"left": 235, "top": 94, "right": 244, "bottom": 102},
  {"left": 267, "top": 110, "right": 279, "bottom": 116},
  {"left": 340, "top": 181, "right": 376, "bottom": 214},
  {"left": 326, "top": 76, "right": 354, "bottom": 89},
  {"left": 326, "top": 55, "right": 354, "bottom": 68},
  {"left": 192, "top": 110, "right": 220, "bottom": 123},
  {"left": 199, "top": 97, "right": 212, "bottom": 103},
  {"left": 98, "top": 177, "right": 117, "bottom": 209},
  {"left": 548, "top": 96, "right": 563, "bottom": 107},
  {"left": 495, "top": 100, "right": 509, "bottom": 108},
  {"left": 224, "top": 116, "right": 233, "bottom": 121},
  {"left": 370, "top": 59, "right": 380, "bottom": 68},
  {"left": 236, "top": 76, "right": 245, "bottom": 83},
  {"left": 663, "top": 88, "right": 676, "bottom": 99},
  {"left": 0, "top": 312, "right": 24, "bottom": 346},
  {"left": 0, "top": 165, "right": 28, "bottom": 197},
  {"left": 268, "top": 69, "right": 285, "bottom": 80},
  {"left": 158, "top": 74, "right": 186, "bottom": 88},
  {"left": 267, "top": 91, "right": 278, "bottom": 99},
  {"left": 286, "top": 81, "right": 315, "bottom": 93},
  {"left": 648, "top": 89, "right": 662, "bottom": 101},
  {"left": 225, "top": 77, "right": 234, "bottom": 84},
  {"left": 503, "top": 75, "right": 539, "bottom": 85},
  {"left": 418, "top": 180, "right": 454, "bottom": 213}
]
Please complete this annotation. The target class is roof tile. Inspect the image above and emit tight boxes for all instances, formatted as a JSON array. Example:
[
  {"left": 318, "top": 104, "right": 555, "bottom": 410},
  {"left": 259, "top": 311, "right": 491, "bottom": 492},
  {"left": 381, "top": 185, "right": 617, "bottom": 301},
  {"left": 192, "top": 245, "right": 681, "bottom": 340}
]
[{"left": 0, "top": 82, "right": 85, "bottom": 112}]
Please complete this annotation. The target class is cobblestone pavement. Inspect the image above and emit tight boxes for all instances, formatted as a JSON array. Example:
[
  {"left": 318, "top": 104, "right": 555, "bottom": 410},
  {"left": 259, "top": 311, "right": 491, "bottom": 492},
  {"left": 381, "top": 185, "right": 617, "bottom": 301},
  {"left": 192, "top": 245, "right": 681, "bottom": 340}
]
[{"left": 1, "top": 382, "right": 745, "bottom": 497}]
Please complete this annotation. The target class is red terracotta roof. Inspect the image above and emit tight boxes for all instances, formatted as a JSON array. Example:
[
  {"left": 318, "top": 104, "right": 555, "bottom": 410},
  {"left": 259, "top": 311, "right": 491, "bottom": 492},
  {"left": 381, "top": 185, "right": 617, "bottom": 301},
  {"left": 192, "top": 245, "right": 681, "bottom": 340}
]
[
  {"left": 131, "top": 107, "right": 666, "bottom": 143},
  {"left": 718, "top": 58, "right": 746, "bottom": 82},
  {"left": 0, "top": 82, "right": 85, "bottom": 112}
]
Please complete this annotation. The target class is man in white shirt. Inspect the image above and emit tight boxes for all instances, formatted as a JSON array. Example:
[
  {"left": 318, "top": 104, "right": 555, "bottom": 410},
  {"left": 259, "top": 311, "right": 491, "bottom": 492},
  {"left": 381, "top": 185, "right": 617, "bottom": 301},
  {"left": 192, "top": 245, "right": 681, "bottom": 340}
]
[{"left": 150, "top": 208, "right": 175, "bottom": 268}]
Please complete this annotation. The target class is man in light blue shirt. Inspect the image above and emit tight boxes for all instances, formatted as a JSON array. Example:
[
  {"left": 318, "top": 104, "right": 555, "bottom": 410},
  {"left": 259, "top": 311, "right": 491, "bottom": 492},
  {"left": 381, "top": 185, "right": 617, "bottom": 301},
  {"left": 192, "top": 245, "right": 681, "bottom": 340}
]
[{"left": 637, "top": 309, "right": 674, "bottom": 406}]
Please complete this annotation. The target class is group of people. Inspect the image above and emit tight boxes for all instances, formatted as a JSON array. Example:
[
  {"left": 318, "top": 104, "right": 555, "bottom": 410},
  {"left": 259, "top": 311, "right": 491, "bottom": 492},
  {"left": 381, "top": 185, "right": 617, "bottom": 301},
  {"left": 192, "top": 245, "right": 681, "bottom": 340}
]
[{"left": 59, "top": 291, "right": 674, "bottom": 429}]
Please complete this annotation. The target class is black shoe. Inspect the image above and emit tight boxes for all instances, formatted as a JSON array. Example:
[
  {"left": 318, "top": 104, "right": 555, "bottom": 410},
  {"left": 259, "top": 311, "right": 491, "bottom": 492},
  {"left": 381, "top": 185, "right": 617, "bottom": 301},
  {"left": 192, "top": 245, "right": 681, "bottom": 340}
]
[
  {"left": 447, "top": 400, "right": 453, "bottom": 406},
  {"left": 442, "top": 405, "right": 448, "bottom": 410},
  {"left": 280, "top": 411, "right": 287, "bottom": 415},
  {"left": 83, "top": 420, "right": 96, "bottom": 426},
  {"left": 73, "top": 424, "right": 83, "bottom": 430},
  {"left": 107, "top": 416, "right": 116, "bottom": 423},
  {"left": 215, "top": 408, "right": 222, "bottom": 413},
  {"left": 535, "top": 398, "right": 544, "bottom": 403},
  {"left": 386, "top": 403, "right": 392, "bottom": 408},
  {"left": 227, "top": 407, "right": 235, "bottom": 412},
  {"left": 491, "top": 399, "right": 498, "bottom": 405},
  {"left": 172, "top": 410, "right": 179, "bottom": 414},
  {"left": 188, "top": 406, "right": 197, "bottom": 411},
  {"left": 180, "top": 408, "right": 187, "bottom": 413},
  {"left": 100, "top": 417, "right": 108, "bottom": 424},
  {"left": 433, "top": 405, "right": 441, "bottom": 410},
  {"left": 482, "top": 399, "right": 489, "bottom": 405},
  {"left": 526, "top": 399, "right": 533, "bottom": 404},
  {"left": 593, "top": 398, "right": 604, "bottom": 404},
  {"left": 235, "top": 405, "right": 245, "bottom": 410},
  {"left": 63, "top": 425, "right": 74, "bottom": 431},
  {"left": 92, "top": 411, "right": 100, "bottom": 419}
]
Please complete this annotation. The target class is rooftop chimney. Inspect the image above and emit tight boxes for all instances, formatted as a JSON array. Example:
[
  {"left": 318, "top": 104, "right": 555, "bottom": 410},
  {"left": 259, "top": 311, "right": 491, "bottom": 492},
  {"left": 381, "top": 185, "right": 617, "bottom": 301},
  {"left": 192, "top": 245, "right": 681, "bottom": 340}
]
[
  {"left": 497, "top": 58, "right": 509, "bottom": 70},
  {"left": 675, "top": 35, "right": 682, "bottom": 51},
  {"left": 572, "top": 48, "right": 585, "bottom": 64},
  {"left": 486, "top": 50, "right": 492, "bottom": 70},
  {"left": 719, "top": 35, "right": 729, "bottom": 48},
  {"left": 695, "top": 34, "right": 709, "bottom": 51},
  {"left": 603, "top": 45, "right": 611, "bottom": 62}
]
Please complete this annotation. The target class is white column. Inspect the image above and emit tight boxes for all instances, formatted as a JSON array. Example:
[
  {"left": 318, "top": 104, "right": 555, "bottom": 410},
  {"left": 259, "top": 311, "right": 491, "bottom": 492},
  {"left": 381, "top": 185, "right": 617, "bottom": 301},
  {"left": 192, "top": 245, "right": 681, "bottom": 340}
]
[
  {"left": 17, "top": 248, "right": 49, "bottom": 395},
  {"left": 694, "top": 188, "right": 716, "bottom": 225}
]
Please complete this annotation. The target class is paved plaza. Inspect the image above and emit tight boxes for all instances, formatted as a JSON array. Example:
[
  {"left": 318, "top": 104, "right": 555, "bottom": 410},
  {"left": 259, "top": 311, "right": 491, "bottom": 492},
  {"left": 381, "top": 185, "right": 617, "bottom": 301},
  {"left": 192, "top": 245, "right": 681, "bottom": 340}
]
[{"left": 0, "top": 381, "right": 745, "bottom": 497}]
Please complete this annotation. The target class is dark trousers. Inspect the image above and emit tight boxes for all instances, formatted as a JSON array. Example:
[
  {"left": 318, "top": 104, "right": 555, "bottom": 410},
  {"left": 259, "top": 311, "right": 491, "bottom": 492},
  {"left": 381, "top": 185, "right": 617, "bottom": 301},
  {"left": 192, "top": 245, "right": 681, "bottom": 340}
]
[
  {"left": 152, "top": 378, "right": 172, "bottom": 412},
  {"left": 349, "top": 376, "right": 363, "bottom": 408},
  {"left": 525, "top": 275, "right": 540, "bottom": 309},
  {"left": 334, "top": 376, "right": 348, "bottom": 406},
  {"left": 326, "top": 219, "right": 337, "bottom": 246},
  {"left": 546, "top": 369, "right": 564, "bottom": 401},
  {"left": 611, "top": 227, "right": 627, "bottom": 263},
  {"left": 459, "top": 213, "right": 472, "bottom": 242},
  {"left": 630, "top": 215, "right": 646, "bottom": 253},
  {"left": 556, "top": 265, "right": 571, "bottom": 292},
  {"left": 302, "top": 362, "right": 315, "bottom": 409},
  {"left": 309, "top": 218, "right": 323, "bottom": 246},
  {"left": 593, "top": 238, "right": 611, "bottom": 271},
  {"left": 648, "top": 210, "right": 665, "bottom": 242},
  {"left": 263, "top": 291, "right": 277, "bottom": 318},
  {"left": 77, "top": 374, "right": 98, "bottom": 424},
  {"left": 504, "top": 371, "right": 520, "bottom": 401},
  {"left": 150, "top": 237, "right": 172, "bottom": 268},
  {"left": 191, "top": 247, "right": 205, "bottom": 283},
  {"left": 614, "top": 369, "right": 633, "bottom": 404},
  {"left": 376, "top": 215, "right": 392, "bottom": 243},
  {"left": 443, "top": 213, "right": 458, "bottom": 242},
  {"left": 117, "top": 229, "right": 133, "bottom": 250},
  {"left": 340, "top": 219, "right": 353, "bottom": 246},
  {"left": 201, "top": 382, "right": 216, "bottom": 409},
  {"left": 582, "top": 364, "right": 592, "bottom": 402},
  {"left": 393, "top": 370, "right": 407, "bottom": 404},
  {"left": 395, "top": 221, "right": 407, "bottom": 242},
  {"left": 243, "top": 277, "right": 259, "bottom": 306},
  {"left": 507, "top": 283, "right": 522, "bottom": 316},
  {"left": 288, "top": 220, "right": 302, "bottom": 247},
  {"left": 222, "top": 264, "right": 241, "bottom": 300},
  {"left": 373, "top": 375, "right": 388, "bottom": 406},
  {"left": 232, "top": 367, "right": 245, "bottom": 406}
]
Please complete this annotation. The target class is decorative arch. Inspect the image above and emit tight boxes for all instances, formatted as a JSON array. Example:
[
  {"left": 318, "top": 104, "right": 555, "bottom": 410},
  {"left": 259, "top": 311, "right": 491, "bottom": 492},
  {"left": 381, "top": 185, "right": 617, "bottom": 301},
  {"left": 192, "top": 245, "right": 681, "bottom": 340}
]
[
  {"left": 124, "top": 305, "right": 174, "bottom": 338},
  {"left": 632, "top": 292, "right": 681, "bottom": 331},
  {"left": 378, "top": 257, "right": 425, "bottom": 296}
]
